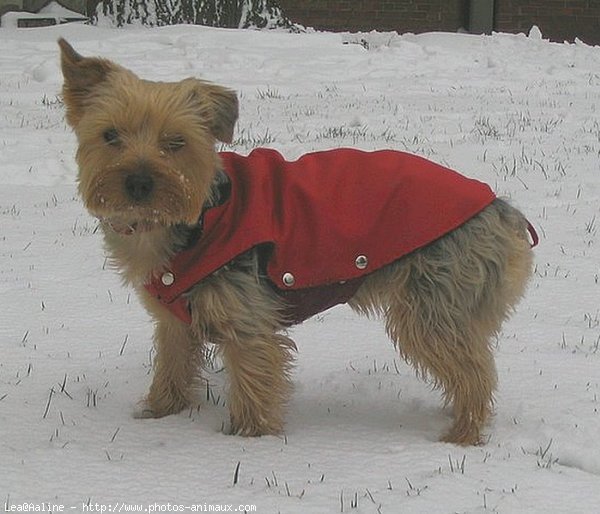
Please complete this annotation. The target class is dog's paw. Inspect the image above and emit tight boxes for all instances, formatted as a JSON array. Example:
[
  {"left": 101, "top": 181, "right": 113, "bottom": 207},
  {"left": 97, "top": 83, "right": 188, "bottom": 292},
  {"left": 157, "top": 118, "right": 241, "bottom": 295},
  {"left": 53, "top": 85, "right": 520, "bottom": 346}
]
[
  {"left": 440, "top": 424, "right": 486, "bottom": 446},
  {"left": 229, "top": 414, "right": 284, "bottom": 437},
  {"left": 132, "top": 402, "right": 157, "bottom": 419},
  {"left": 133, "top": 396, "right": 192, "bottom": 419}
]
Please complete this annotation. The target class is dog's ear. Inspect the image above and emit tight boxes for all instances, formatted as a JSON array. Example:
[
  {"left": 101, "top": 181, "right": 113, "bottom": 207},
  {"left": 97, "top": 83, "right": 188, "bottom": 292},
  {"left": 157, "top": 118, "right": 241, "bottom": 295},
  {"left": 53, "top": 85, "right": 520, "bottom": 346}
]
[
  {"left": 58, "top": 38, "right": 119, "bottom": 127},
  {"left": 183, "top": 79, "right": 239, "bottom": 144}
]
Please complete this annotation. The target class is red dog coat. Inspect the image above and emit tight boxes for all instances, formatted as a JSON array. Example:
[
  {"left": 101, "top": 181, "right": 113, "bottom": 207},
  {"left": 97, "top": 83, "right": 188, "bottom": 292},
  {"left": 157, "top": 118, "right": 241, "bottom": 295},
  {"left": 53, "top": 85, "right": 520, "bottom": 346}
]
[{"left": 145, "top": 148, "right": 497, "bottom": 324}]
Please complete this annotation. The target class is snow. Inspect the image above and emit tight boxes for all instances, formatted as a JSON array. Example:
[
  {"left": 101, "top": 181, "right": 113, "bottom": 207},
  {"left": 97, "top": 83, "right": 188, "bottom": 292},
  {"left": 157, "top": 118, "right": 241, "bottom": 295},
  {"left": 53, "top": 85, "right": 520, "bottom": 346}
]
[
  {"left": 1, "top": 22, "right": 600, "bottom": 513},
  {"left": 38, "top": 2, "right": 86, "bottom": 19},
  {"left": 0, "top": 2, "right": 86, "bottom": 29}
]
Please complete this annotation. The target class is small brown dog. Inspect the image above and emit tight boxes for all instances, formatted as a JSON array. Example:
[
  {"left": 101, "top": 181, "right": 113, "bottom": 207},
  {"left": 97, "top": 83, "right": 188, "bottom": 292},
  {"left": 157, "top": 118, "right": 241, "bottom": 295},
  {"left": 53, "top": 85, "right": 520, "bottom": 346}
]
[{"left": 59, "top": 39, "right": 535, "bottom": 445}]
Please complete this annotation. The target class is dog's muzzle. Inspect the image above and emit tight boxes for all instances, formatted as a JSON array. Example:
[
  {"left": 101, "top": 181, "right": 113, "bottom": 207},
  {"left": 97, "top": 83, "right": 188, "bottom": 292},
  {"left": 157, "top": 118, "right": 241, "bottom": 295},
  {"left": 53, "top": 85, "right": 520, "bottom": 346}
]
[{"left": 124, "top": 171, "right": 154, "bottom": 202}]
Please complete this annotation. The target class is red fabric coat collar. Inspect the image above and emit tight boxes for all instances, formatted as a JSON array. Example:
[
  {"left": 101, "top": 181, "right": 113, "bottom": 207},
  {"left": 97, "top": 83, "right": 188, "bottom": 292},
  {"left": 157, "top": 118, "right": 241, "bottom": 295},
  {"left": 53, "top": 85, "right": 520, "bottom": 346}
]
[{"left": 145, "top": 148, "right": 496, "bottom": 324}]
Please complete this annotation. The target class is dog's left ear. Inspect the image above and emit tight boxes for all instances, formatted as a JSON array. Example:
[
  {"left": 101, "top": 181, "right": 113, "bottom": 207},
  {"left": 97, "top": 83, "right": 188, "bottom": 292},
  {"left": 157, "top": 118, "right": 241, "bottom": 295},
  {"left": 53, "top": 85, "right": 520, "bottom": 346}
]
[
  {"left": 58, "top": 38, "right": 121, "bottom": 127},
  {"left": 183, "top": 79, "right": 239, "bottom": 144}
]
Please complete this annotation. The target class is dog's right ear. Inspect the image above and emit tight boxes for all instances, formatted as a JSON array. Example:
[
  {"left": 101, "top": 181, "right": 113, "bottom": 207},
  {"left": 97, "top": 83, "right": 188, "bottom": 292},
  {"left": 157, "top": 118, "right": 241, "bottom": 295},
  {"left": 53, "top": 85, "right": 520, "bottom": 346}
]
[
  {"left": 181, "top": 78, "right": 239, "bottom": 144},
  {"left": 58, "top": 38, "right": 118, "bottom": 127}
]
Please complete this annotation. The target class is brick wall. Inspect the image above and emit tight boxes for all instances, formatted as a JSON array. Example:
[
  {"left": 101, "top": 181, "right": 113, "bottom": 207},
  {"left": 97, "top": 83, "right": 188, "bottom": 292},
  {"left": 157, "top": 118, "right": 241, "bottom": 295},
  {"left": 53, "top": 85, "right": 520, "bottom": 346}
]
[
  {"left": 278, "top": 0, "right": 600, "bottom": 45},
  {"left": 278, "top": 0, "right": 468, "bottom": 34},
  {"left": 495, "top": 0, "right": 600, "bottom": 44}
]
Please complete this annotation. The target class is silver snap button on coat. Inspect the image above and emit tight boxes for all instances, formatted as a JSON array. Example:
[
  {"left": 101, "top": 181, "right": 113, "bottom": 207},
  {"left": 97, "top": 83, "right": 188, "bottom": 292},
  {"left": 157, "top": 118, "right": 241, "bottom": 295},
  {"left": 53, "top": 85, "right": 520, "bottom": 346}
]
[
  {"left": 282, "top": 272, "right": 295, "bottom": 287},
  {"left": 161, "top": 272, "right": 175, "bottom": 286},
  {"left": 355, "top": 255, "right": 369, "bottom": 270}
]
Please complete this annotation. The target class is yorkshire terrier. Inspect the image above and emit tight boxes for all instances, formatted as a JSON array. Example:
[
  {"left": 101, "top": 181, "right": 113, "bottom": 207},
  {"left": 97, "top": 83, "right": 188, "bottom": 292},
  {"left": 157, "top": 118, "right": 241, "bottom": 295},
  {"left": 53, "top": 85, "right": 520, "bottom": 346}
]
[{"left": 59, "top": 39, "right": 535, "bottom": 445}]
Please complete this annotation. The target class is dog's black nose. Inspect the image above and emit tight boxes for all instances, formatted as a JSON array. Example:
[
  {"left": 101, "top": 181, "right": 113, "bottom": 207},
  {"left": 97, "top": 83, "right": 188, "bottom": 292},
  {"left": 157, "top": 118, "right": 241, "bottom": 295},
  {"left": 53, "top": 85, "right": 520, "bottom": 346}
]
[{"left": 124, "top": 172, "right": 154, "bottom": 202}]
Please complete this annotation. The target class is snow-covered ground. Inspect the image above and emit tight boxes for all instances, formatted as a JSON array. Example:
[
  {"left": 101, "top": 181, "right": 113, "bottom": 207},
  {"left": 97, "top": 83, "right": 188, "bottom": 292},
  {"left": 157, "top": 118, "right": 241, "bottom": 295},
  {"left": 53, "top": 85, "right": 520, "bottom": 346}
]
[{"left": 1, "top": 23, "right": 599, "bottom": 513}]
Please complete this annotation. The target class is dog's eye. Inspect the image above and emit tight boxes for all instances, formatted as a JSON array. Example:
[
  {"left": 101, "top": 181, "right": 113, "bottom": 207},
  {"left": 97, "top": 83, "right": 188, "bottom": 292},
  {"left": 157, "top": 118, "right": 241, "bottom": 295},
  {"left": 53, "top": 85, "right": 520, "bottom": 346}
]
[
  {"left": 103, "top": 128, "right": 120, "bottom": 146},
  {"left": 166, "top": 136, "right": 186, "bottom": 152}
]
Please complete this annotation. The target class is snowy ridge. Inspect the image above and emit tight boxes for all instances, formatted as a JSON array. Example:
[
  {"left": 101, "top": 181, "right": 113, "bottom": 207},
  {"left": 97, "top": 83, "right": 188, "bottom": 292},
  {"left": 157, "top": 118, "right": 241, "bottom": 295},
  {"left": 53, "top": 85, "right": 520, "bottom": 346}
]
[{"left": 1, "top": 24, "right": 599, "bottom": 512}]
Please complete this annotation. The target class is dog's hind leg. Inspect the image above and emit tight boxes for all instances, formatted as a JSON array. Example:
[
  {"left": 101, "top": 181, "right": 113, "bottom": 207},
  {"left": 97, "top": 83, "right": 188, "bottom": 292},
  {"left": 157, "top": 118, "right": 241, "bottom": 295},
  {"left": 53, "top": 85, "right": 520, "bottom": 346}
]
[
  {"left": 352, "top": 199, "right": 533, "bottom": 445},
  {"left": 382, "top": 267, "right": 499, "bottom": 445}
]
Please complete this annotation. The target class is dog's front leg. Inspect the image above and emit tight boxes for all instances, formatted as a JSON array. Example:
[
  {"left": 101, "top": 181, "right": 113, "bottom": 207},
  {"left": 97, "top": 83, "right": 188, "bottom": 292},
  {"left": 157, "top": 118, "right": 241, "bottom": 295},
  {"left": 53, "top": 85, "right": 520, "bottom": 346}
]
[
  {"left": 188, "top": 269, "right": 295, "bottom": 436},
  {"left": 221, "top": 333, "right": 295, "bottom": 436},
  {"left": 137, "top": 295, "right": 204, "bottom": 418},
  {"left": 148, "top": 316, "right": 203, "bottom": 417}
]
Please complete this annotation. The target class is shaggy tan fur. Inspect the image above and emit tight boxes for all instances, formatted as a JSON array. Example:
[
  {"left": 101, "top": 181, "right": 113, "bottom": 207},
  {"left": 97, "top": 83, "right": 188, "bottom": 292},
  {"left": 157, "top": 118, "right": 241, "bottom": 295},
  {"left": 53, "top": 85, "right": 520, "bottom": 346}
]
[{"left": 60, "top": 39, "right": 534, "bottom": 445}]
